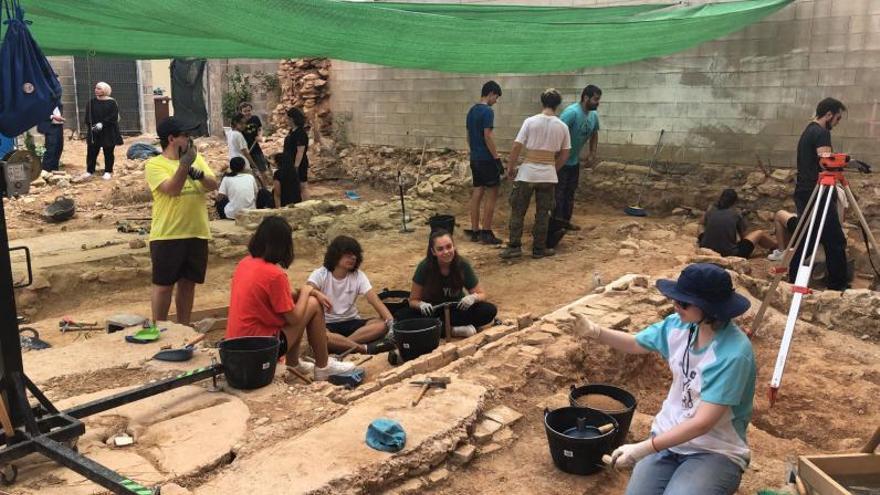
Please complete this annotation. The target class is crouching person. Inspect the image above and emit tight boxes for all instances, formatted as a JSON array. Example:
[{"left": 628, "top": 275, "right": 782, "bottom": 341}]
[
  {"left": 308, "top": 235, "right": 396, "bottom": 354},
  {"left": 571, "top": 263, "right": 755, "bottom": 495},
  {"left": 225, "top": 216, "right": 354, "bottom": 381},
  {"left": 395, "top": 229, "right": 497, "bottom": 337}
]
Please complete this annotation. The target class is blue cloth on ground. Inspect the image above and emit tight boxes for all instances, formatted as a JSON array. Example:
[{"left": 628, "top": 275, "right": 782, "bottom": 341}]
[{"left": 366, "top": 418, "right": 406, "bottom": 452}]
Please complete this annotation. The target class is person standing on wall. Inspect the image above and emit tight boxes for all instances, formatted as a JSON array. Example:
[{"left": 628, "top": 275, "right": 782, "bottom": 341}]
[
  {"left": 500, "top": 89, "right": 571, "bottom": 260},
  {"left": 239, "top": 102, "right": 271, "bottom": 185},
  {"left": 283, "top": 107, "right": 311, "bottom": 200},
  {"left": 146, "top": 117, "right": 219, "bottom": 326},
  {"left": 82, "top": 82, "right": 123, "bottom": 181},
  {"left": 554, "top": 84, "right": 601, "bottom": 231},
  {"left": 465, "top": 81, "right": 504, "bottom": 245},
  {"left": 788, "top": 97, "right": 849, "bottom": 291},
  {"left": 37, "top": 104, "right": 64, "bottom": 172}
]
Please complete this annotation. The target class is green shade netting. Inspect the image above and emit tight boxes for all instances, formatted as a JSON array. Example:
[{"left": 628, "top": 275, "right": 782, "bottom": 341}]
[{"left": 13, "top": 0, "right": 793, "bottom": 73}]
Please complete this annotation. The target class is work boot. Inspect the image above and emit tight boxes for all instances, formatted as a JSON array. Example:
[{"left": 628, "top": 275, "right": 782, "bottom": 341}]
[
  {"left": 313, "top": 357, "right": 356, "bottom": 381},
  {"left": 500, "top": 246, "right": 522, "bottom": 259},
  {"left": 480, "top": 230, "right": 503, "bottom": 245},
  {"left": 465, "top": 229, "right": 480, "bottom": 242},
  {"left": 532, "top": 248, "right": 556, "bottom": 259}
]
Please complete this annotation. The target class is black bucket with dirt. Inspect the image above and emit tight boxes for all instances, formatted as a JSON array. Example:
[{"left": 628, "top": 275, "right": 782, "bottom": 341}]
[
  {"left": 378, "top": 288, "right": 410, "bottom": 315},
  {"left": 544, "top": 407, "right": 618, "bottom": 475},
  {"left": 219, "top": 336, "right": 280, "bottom": 389},
  {"left": 428, "top": 214, "right": 455, "bottom": 236},
  {"left": 392, "top": 317, "right": 441, "bottom": 362},
  {"left": 569, "top": 383, "right": 637, "bottom": 449}
]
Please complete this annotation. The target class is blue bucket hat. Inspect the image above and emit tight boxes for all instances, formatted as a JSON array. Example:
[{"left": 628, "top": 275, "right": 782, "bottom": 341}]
[
  {"left": 656, "top": 263, "right": 750, "bottom": 321},
  {"left": 365, "top": 418, "right": 406, "bottom": 453}
]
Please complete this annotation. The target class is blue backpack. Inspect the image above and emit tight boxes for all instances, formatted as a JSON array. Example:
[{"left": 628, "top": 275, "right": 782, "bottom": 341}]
[{"left": 0, "top": 0, "right": 62, "bottom": 136}]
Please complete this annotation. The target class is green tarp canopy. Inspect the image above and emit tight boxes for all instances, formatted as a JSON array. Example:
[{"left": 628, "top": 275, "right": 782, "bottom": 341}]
[{"left": 15, "top": 0, "right": 793, "bottom": 73}]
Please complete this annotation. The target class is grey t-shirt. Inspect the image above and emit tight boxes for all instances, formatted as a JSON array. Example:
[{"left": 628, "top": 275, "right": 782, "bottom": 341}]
[{"left": 700, "top": 207, "right": 746, "bottom": 257}]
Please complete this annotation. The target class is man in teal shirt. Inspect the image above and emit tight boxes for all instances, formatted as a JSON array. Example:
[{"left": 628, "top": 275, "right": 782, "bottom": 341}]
[{"left": 554, "top": 85, "right": 601, "bottom": 231}]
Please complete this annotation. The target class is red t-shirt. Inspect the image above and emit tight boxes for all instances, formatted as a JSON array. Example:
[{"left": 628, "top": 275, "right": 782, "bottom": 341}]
[{"left": 226, "top": 255, "right": 295, "bottom": 339}]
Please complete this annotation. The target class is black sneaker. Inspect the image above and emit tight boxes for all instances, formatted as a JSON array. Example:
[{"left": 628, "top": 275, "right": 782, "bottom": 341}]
[
  {"left": 532, "top": 248, "right": 556, "bottom": 259},
  {"left": 500, "top": 246, "right": 523, "bottom": 259},
  {"left": 366, "top": 335, "right": 396, "bottom": 355},
  {"left": 480, "top": 230, "right": 503, "bottom": 245},
  {"left": 464, "top": 229, "right": 480, "bottom": 242}
]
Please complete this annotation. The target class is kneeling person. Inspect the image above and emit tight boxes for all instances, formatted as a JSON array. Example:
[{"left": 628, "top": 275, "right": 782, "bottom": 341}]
[{"left": 308, "top": 236, "right": 395, "bottom": 354}]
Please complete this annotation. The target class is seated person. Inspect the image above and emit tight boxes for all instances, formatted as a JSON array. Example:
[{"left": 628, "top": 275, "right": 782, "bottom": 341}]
[
  {"left": 699, "top": 189, "right": 776, "bottom": 259},
  {"left": 215, "top": 157, "right": 257, "bottom": 220},
  {"left": 271, "top": 152, "right": 302, "bottom": 208},
  {"left": 395, "top": 229, "right": 497, "bottom": 337},
  {"left": 768, "top": 186, "right": 848, "bottom": 261},
  {"left": 307, "top": 235, "right": 396, "bottom": 354},
  {"left": 225, "top": 216, "right": 354, "bottom": 380}
]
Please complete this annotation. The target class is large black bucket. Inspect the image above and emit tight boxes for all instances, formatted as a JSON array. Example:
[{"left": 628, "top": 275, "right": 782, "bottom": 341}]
[
  {"left": 392, "top": 317, "right": 441, "bottom": 362},
  {"left": 544, "top": 407, "right": 618, "bottom": 475},
  {"left": 218, "top": 336, "right": 280, "bottom": 390},
  {"left": 378, "top": 288, "right": 410, "bottom": 315},
  {"left": 569, "top": 384, "right": 637, "bottom": 449},
  {"left": 428, "top": 214, "right": 455, "bottom": 236}
]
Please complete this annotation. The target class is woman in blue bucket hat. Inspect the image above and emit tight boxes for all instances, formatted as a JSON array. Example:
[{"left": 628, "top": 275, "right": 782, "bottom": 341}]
[{"left": 572, "top": 263, "right": 755, "bottom": 495}]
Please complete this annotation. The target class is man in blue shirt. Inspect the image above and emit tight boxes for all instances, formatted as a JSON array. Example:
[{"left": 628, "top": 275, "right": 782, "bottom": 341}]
[
  {"left": 465, "top": 81, "right": 503, "bottom": 245},
  {"left": 554, "top": 85, "right": 601, "bottom": 231}
]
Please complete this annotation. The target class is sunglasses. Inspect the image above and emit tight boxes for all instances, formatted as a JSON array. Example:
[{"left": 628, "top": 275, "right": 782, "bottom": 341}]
[{"left": 673, "top": 300, "right": 691, "bottom": 309}]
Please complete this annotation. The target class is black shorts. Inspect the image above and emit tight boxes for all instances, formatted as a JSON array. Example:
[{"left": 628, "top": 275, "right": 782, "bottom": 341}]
[
  {"left": 734, "top": 239, "right": 755, "bottom": 258},
  {"left": 150, "top": 238, "right": 209, "bottom": 286},
  {"left": 298, "top": 162, "right": 309, "bottom": 183},
  {"left": 251, "top": 149, "right": 268, "bottom": 172},
  {"left": 326, "top": 319, "right": 369, "bottom": 337},
  {"left": 470, "top": 159, "right": 502, "bottom": 188},
  {"left": 786, "top": 216, "right": 798, "bottom": 235}
]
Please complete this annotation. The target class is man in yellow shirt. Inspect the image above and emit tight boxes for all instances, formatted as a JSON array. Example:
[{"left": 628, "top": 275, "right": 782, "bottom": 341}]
[{"left": 146, "top": 117, "right": 218, "bottom": 325}]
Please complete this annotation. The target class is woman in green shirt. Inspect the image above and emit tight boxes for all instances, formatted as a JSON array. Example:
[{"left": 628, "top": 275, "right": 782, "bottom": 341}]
[{"left": 395, "top": 229, "right": 497, "bottom": 337}]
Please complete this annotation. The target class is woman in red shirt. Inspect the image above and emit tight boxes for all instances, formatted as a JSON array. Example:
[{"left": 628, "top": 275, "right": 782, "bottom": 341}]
[{"left": 226, "top": 216, "right": 354, "bottom": 380}]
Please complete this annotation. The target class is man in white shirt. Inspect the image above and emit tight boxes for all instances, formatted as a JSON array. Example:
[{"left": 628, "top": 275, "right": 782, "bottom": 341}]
[
  {"left": 216, "top": 157, "right": 258, "bottom": 220},
  {"left": 226, "top": 113, "right": 258, "bottom": 173},
  {"left": 501, "top": 89, "right": 571, "bottom": 260}
]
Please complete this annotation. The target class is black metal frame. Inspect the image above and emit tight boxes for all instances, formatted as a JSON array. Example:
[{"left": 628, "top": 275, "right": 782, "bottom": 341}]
[{"left": 0, "top": 167, "right": 224, "bottom": 494}]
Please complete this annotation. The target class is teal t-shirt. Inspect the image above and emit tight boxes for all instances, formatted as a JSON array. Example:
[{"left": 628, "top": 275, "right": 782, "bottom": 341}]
[
  {"left": 412, "top": 257, "right": 479, "bottom": 303},
  {"left": 559, "top": 102, "right": 600, "bottom": 167}
]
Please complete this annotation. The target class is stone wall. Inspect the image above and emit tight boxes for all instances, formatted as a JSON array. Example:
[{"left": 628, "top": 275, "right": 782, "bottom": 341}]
[{"left": 329, "top": 0, "right": 880, "bottom": 167}]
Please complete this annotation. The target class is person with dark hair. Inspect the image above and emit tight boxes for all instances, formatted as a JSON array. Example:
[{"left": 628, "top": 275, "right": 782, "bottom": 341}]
[
  {"left": 283, "top": 107, "right": 311, "bottom": 200},
  {"left": 238, "top": 102, "right": 270, "bottom": 182},
  {"left": 789, "top": 97, "right": 849, "bottom": 290},
  {"left": 571, "top": 263, "right": 755, "bottom": 495},
  {"left": 395, "top": 230, "right": 497, "bottom": 337},
  {"left": 146, "top": 117, "right": 219, "bottom": 325},
  {"left": 464, "top": 80, "right": 504, "bottom": 245},
  {"left": 554, "top": 84, "right": 601, "bottom": 231},
  {"left": 272, "top": 150, "right": 302, "bottom": 208},
  {"left": 501, "top": 89, "right": 571, "bottom": 259},
  {"left": 226, "top": 113, "right": 259, "bottom": 174},
  {"left": 37, "top": 104, "right": 64, "bottom": 172},
  {"left": 215, "top": 157, "right": 258, "bottom": 220},
  {"left": 307, "top": 236, "right": 395, "bottom": 354},
  {"left": 82, "top": 82, "right": 123, "bottom": 181},
  {"left": 226, "top": 217, "right": 355, "bottom": 381},
  {"left": 699, "top": 188, "right": 776, "bottom": 259}
]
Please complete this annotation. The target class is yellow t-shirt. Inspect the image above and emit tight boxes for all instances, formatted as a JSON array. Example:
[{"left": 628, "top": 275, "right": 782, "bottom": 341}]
[{"left": 145, "top": 154, "right": 215, "bottom": 241}]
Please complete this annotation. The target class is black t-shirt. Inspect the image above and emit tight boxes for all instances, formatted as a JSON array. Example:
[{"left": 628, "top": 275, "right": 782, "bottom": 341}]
[
  {"left": 242, "top": 116, "right": 262, "bottom": 153},
  {"left": 273, "top": 166, "right": 302, "bottom": 207},
  {"left": 795, "top": 122, "right": 832, "bottom": 193},
  {"left": 283, "top": 127, "right": 310, "bottom": 171}
]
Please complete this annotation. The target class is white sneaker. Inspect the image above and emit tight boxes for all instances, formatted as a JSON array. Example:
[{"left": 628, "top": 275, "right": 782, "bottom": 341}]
[
  {"left": 452, "top": 325, "right": 477, "bottom": 337},
  {"left": 287, "top": 361, "right": 315, "bottom": 376},
  {"left": 767, "top": 249, "right": 784, "bottom": 262},
  {"left": 313, "top": 357, "right": 356, "bottom": 381},
  {"left": 77, "top": 172, "right": 92, "bottom": 181},
  {"left": 102, "top": 172, "right": 112, "bottom": 180}
]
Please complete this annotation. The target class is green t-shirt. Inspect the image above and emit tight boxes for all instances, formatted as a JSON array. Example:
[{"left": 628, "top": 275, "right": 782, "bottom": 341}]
[{"left": 412, "top": 257, "right": 479, "bottom": 303}]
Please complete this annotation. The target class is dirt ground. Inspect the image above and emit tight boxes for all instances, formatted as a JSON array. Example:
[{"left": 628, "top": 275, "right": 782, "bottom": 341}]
[{"left": 6, "top": 135, "right": 880, "bottom": 494}]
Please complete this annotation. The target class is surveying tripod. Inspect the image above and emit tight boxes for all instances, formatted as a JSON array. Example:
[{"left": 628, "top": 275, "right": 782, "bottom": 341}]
[{"left": 749, "top": 153, "right": 878, "bottom": 406}]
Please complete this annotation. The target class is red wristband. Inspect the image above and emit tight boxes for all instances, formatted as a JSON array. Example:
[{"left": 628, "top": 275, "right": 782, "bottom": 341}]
[{"left": 650, "top": 437, "right": 659, "bottom": 453}]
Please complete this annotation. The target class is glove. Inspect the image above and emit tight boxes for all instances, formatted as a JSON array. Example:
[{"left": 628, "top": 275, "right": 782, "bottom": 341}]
[
  {"left": 458, "top": 294, "right": 478, "bottom": 310},
  {"left": 417, "top": 301, "right": 434, "bottom": 316},
  {"left": 570, "top": 312, "right": 602, "bottom": 339},
  {"left": 179, "top": 140, "right": 197, "bottom": 168},
  {"left": 94, "top": 122, "right": 103, "bottom": 131},
  {"left": 188, "top": 167, "right": 205, "bottom": 181},
  {"left": 609, "top": 439, "right": 656, "bottom": 470}
]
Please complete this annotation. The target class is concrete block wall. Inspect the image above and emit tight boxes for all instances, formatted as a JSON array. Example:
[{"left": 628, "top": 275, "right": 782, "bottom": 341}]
[{"left": 330, "top": 0, "right": 880, "bottom": 167}]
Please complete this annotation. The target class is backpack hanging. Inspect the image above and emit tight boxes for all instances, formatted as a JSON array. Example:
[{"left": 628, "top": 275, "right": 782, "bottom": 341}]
[{"left": 0, "top": 0, "right": 62, "bottom": 136}]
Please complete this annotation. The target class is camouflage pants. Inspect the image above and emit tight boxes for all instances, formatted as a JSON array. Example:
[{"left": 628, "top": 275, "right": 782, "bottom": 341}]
[{"left": 508, "top": 181, "right": 555, "bottom": 250}]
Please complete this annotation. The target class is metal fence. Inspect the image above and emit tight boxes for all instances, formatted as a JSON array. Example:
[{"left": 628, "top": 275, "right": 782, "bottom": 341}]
[{"left": 73, "top": 57, "right": 142, "bottom": 136}]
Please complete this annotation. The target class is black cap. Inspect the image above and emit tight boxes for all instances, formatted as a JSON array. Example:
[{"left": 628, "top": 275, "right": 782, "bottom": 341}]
[{"left": 156, "top": 117, "right": 200, "bottom": 139}]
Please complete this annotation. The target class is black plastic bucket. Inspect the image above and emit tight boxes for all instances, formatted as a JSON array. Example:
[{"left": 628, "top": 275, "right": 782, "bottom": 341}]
[
  {"left": 569, "top": 384, "right": 637, "bottom": 449},
  {"left": 428, "top": 214, "right": 455, "bottom": 236},
  {"left": 392, "top": 318, "right": 441, "bottom": 362},
  {"left": 544, "top": 407, "right": 618, "bottom": 475},
  {"left": 218, "top": 336, "right": 280, "bottom": 389},
  {"left": 378, "top": 288, "right": 410, "bottom": 315}
]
